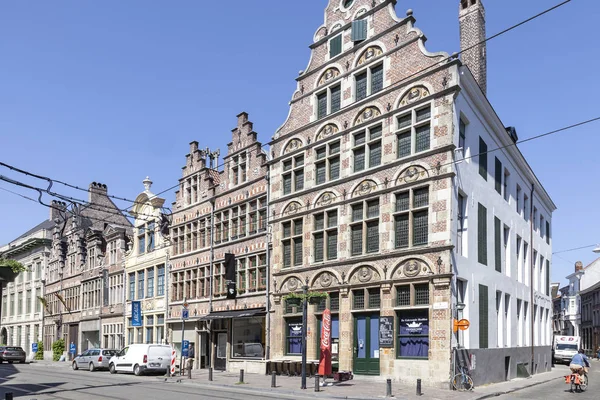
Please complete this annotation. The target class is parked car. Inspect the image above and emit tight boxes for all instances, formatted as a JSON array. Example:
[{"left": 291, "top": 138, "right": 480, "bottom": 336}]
[
  {"left": 109, "top": 344, "right": 171, "bottom": 376},
  {"left": 72, "top": 348, "right": 118, "bottom": 371},
  {"left": 0, "top": 346, "right": 26, "bottom": 364}
]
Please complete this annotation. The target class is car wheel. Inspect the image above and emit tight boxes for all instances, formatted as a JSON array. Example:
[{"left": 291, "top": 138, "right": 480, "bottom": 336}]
[
  {"left": 109, "top": 364, "right": 116, "bottom": 374},
  {"left": 89, "top": 362, "right": 95, "bottom": 372},
  {"left": 8, "top": 361, "right": 13, "bottom": 364},
  {"left": 133, "top": 364, "right": 142, "bottom": 376},
  {"left": 72, "top": 361, "right": 78, "bottom": 370}
]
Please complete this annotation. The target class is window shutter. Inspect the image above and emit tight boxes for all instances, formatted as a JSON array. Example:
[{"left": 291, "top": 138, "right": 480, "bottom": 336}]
[
  {"left": 478, "top": 203, "right": 487, "bottom": 265},
  {"left": 479, "top": 284, "right": 489, "bottom": 349},
  {"left": 330, "top": 35, "right": 342, "bottom": 58},
  {"left": 495, "top": 157, "right": 502, "bottom": 194},
  {"left": 479, "top": 137, "right": 488, "bottom": 180},
  {"left": 494, "top": 217, "right": 502, "bottom": 272},
  {"left": 351, "top": 20, "right": 367, "bottom": 42}
]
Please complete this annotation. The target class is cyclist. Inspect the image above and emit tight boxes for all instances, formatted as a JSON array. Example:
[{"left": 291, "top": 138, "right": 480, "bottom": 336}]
[{"left": 570, "top": 349, "right": 590, "bottom": 376}]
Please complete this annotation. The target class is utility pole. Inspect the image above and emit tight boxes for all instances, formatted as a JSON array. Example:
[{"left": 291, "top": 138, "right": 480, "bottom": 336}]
[{"left": 301, "top": 284, "right": 308, "bottom": 390}]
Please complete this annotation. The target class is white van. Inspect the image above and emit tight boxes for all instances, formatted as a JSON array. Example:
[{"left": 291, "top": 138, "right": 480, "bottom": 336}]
[{"left": 109, "top": 344, "right": 171, "bottom": 376}]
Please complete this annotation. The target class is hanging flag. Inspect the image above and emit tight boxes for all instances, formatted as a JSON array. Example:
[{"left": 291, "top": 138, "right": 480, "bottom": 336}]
[{"left": 318, "top": 308, "right": 332, "bottom": 377}]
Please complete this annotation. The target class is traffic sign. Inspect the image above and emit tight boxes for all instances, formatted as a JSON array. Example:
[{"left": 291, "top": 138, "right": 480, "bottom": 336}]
[
  {"left": 183, "top": 301, "right": 189, "bottom": 309},
  {"left": 182, "top": 309, "right": 189, "bottom": 320},
  {"left": 453, "top": 319, "right": 470, "bottom": 332},
  {"left": 32, "top": 342, "right": 38, "bottom": 353},
  {"left": 182, "top": 340, "right": 189, "bottom": 357},
  {"left": 69, "top": 342, "right": 76, "bottom": 354}
]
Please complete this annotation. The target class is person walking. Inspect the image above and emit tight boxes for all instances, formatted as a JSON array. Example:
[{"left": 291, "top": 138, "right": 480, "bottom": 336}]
[{"left": 186, "top": 343, "right": 195, "bottom": 379}]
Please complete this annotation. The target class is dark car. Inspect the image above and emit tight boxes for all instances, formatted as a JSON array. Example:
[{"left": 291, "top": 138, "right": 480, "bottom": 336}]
[{"left": 0, "top": 346, "right": 27, "bottom": 363}]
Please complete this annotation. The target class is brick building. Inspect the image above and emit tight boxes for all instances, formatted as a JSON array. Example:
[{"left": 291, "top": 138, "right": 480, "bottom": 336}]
[
  {"left": 43, "top": 183, "right": 131, "bottom": 359},
  {"left": 168, "top": 113, "right": 269, "bottom": 372},
  {"left": 267, "top": 0, "right": 554, "bottom": 386},
  {"left": 580, "top": 281, "right": 600, "bottom": 355}
]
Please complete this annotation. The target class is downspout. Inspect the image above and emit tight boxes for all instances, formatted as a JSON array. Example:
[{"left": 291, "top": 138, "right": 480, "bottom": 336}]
[
  {"left": 265, "top": 168, "right": 271, "bottom": 360},
  {"left": 530, "top": 184, "right": 535, "bottom": 375}
]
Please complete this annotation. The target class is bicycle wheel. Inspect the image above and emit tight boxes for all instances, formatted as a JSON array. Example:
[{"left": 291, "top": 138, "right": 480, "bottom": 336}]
[
  {"left": 579, "top": 374, "right": 588, "bottom": 392},
  {"left": 452, "top": 373, "right": 474, "bottom": 391}
]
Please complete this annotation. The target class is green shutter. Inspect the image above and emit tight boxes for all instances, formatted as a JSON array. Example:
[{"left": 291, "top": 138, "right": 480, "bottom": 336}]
[
  {"left": 330, "top": 35, "right": 342, "bottom": 58},
  {"left": 351, "top": 20, "right": 367, "bottom": 42},
  {"left": 495, "top": 157, "right": 502, "bottom": 194},
  {"left": 478, "top": 203, "right": 487, "bottom": 265},
  {"left": 495, "top": 217, "right": 502, "bottom": 272},
  {"left": 479, "top": 137, "right": 488, "bottom": 180},
  {"left": 479, "top": 284, "right": 489, "bottom": 349}
]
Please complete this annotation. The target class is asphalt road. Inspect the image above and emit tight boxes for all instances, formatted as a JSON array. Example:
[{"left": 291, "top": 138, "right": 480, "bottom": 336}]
[{"left": 0, "top": 363, "right": 316, "bottom": 400}]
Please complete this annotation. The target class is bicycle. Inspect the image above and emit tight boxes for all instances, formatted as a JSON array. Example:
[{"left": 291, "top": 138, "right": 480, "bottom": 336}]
[
  {"left": 451, "top": 364, "right": 474, "bottom": 391},
  {"left": 565, "top": 370, "right": 588, "bottom": 393}
]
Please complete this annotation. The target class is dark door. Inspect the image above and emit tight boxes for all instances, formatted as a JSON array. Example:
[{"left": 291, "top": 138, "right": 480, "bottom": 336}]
[
  {"left": 214, "top": 332, "right": 227, "bottom": 371},
  {"left": 69, "top": 324, "right": 79, "bottom": 360},
  {"left": 353, "top": 314, "right": 380, "bottom": 375}
]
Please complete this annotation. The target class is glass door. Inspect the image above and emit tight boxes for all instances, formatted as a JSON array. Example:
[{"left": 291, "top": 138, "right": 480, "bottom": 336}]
[{"left": 353, "top": 314, "right": 380, "bottom": 375}]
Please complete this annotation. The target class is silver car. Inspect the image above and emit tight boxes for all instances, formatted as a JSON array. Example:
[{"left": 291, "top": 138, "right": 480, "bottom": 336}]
[{"left": 72, "top": 348, "right": 117, "bottom": 372}]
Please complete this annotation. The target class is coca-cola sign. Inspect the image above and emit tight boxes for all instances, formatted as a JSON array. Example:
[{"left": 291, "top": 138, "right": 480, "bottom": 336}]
[
  {"left": 321, "top": 311, "right": 332, "bottom": 349},
  {"left": 319, "top": 309, "right": 332, "bottom": 376}
]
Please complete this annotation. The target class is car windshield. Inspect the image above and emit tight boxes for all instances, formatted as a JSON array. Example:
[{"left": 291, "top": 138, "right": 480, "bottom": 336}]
[
  {"left": 102, "top": 350, "right": 117, "bottom": 356},
  {"left": 557, "top": 344, "right": 578, "bottom": 351},
  {"left": 5, "top": 347, "right": 23, "bottom": 351}
]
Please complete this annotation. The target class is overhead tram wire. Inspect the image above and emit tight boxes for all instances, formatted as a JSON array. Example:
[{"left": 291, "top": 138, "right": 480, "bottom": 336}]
[
  {"left": 553, "top": 244, "right": 598, "bottom": 255},
  {"left": 0, "top": 0, "right": 572, "bottom": 215}
]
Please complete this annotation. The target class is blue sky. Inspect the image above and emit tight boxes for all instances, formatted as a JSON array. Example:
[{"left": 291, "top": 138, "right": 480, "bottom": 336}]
[{"left": 1, "top": 0, "right": 598, "bottom": 285}]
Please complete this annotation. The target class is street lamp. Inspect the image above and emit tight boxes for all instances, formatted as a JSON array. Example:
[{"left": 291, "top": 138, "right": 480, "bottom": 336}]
[
  {"left": 593, "top": 245, "right": 600, "bottom": 254},
  {"left": 301, "top": 285, "right": 308, "bottom": 390}
]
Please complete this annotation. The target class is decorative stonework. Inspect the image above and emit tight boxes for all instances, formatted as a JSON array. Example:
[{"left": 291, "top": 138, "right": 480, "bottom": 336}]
[
  {"left": 396, "top": 165, "right": 429, "bottom": 185},
  {"left": 357, "top": 46, "right": 383, "bottom": 66},
  {"left": 316, "top": 123, "right": 340, "bottom": 141},
  {"left": 318, "top": 68, "right": 341, "bottom": 86},
  {"left": 286, "top": 277, "right": 299, "bottom": 291},
  {"left": 315, "top": 191, "right": 336, "bottom": 208},
  {"left": 394, "top": 259, "right": 433, "bottom": 278},
  {"left": 352, "top": 180, "right": 377, "bottom": 197},
  {"left": 283, "top": 201, "right": 302, "bottom": 216},
  {"left": 354, "top": 106, "right": 381, "bottom": 126},
  {"left": 319, "top": 272, "right": 334, "bottom": 288},
  {"left": 283, "top": 138, "right": 303, "bottom": 154},
  {"left": 356, "top": 8, "right": 368, "bottom": 17},
  {"left": 399, "top": 86, "right": 430, "bottom": 107},
  {"left": 350, "top": 266, "right": 380, "bottom": 284}
]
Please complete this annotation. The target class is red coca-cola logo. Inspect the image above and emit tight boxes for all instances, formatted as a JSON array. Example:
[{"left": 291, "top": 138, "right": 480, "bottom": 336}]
[{"left": 321, "top": 311, "right": 332, "bottom": 349}]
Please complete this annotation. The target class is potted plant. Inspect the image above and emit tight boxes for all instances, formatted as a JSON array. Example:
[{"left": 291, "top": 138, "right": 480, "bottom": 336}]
[
  {"left": 283, "top": 292, "right": 303, "bottom": 306},
  {"left": 308, "top": 291, "right": 329, "bottom": 305},
  {"left": 0, "top": 258, "right": 25, "bottom": 282}
]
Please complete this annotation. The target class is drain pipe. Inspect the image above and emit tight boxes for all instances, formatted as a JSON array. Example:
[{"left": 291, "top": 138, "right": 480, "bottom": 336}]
[
  {"left": 265, "top": 169, "right": 271, "bottom": 360},
  {"left": 530, "top": 183, "right": 535, "bottom": 375}
]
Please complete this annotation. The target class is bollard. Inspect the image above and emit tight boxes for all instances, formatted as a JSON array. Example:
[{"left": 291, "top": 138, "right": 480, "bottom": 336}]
[
  {"left": 6, "top": 393, "right": 13, "bottom": 400},
  {"left": 271, "top": 371, "right": 277, "bottom": 388},
  {"left": 208, "top": 367, "right": 213, "bottom": 381},
  {"left": 416, "top": 378, "right": 422, "bottom": 396},
  {"left": 239, "top": 369, "right": 245, "bottom": 384},
  {"left": 315, "top": 374, "right": 320, "bottom": 392},
  {"left": 386, "top": 378, "right": 392, "bottom": 397}
]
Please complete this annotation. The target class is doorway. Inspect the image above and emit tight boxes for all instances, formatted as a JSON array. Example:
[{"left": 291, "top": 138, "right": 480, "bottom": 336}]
[
  {"left": 214, "top": 331, "right": 227, "bottom": 371},
  {"left": 353, "top": 314, "right": 380, "bottom": 375}
]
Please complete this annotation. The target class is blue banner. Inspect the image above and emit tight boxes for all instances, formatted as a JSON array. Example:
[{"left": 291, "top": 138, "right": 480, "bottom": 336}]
[{"left": 132, "top": 301, "right": 142, "bottom": 327}]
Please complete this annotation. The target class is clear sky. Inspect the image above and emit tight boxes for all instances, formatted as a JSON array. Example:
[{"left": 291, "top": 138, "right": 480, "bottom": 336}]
[{"left": 1, "top": 0, "right": 598, "bottom": 285}]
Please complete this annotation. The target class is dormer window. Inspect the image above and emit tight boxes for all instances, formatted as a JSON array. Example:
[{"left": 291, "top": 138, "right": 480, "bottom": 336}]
[{"left": 343, "top": 0, "right": 354, "bottom": 8}]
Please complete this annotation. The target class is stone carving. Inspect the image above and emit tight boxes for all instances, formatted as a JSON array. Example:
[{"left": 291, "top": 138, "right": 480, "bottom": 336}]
[
  {"left": 357, "top": 46, "right": 383, "bottom": 66},
  {"left": 399, "top": 86, "right": 430, "bottom": 107},
  {"left": 356, "top": 8, "right": 368, "bottom": 17},
  {"left": 353, "top": 180, "right": 376, "bottom": 197},
  {"left": 331, "top": 23, "right": 342, "bottom": 33},
  {"left": 284, "top": 201, "right": 302, "bottom": 215},
  {"left": 316, "top": 123, "right": 340, "bottom": 141},
  {"left": 403, "top": 260, "right": 421, "bottom": 277},
  {"left": 318, "top": 68, "right": 341, "bottom": 86},
  {"left": 287, "top": 277, "right": 299, "bottom": 291},
  {"left": 283, "top": 138, "right": 302, "bottom": 154},
  {"left": 315, "top": 192, "right": 336, "bottom": 207},
  {"left": 319, "top": 273, "right": 333, "bottom": 288},
  {"left": 253, "top": 167, "right": 259, "bottom": 177},
  {"left": 396, "top": 165, "right": 429, "bottom": 185},
  {"left": 357, "top": 266, "right": 373, "bottom": 283},
  {"left": 354, "top": 106, "right": 381, "bottom": 126}
]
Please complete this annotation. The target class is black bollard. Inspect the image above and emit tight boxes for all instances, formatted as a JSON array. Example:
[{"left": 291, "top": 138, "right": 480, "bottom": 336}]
[
  {"left": 239, "top": 369, "right": 244, "bottom": 384},
  {"left": 386, "top": 378, "right": 392, "bottom": 397},
  {"left": 416, "top": 378, "right": 422, "bottom": 396},
  {"left": 5, "top": 393, "right": 13, "bottom": 400},
  {"left": 315, "top": 374, "right": 320, "bottom": 392},
  {"left": 208, "top": 367, "right": 213, "bottom": 381},
  {"left": 271, "top": 371, "right": 277, "bottom": 388}
]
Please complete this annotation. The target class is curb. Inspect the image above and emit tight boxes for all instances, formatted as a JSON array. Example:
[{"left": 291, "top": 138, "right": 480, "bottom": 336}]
[{"left": 474, "top": 376, "right": 563, "bottom": 399}]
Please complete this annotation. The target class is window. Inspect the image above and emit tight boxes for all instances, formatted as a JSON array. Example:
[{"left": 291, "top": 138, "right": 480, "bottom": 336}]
[
  {"left": 35, "top": 261, "right": 42, "bottom": 280},
  {"left": 396, "top": 105, "right": 431, "bottom": 158},
  {"left": 138, "top": 222, "right": 155, "bottom": 254},
  {"left": 494, "top": 217, "right": 502, "bottom": 273},
  {"left": 524, "top": 193, "right": 529, "bottom": 221},
  {"left": 458, "top": 117, "right": 466, "bottom": 156},
  {"left": 503, "top": 225, "right": 510, "bottom": 277},
  {"left": 494, "top": 157, "right": 502, "bottom": 194},
  {"left": 533, "top": 207, "right": 538, "bottom": 231},
  {"left": 137, "top": 271, "right": 145, "bottom": 300},
  {"left": 546, "top": 260, "right": 551, "bottom": 296},
  {"left": 146, "top": 316, "right": 154, "bottom": 344},
  {"left": 546, "top": 220, "right": 550, "bottom": 245},
  {"left": 477, "top": 203, "right": 487, "bottom": 265},
  {"left": 26, "top": 289, "right": 31, "bottom": 314},
  {"left": 395, "top": 283, "right": 430, "bottom": 306},
  {"left": 350, "top": 199, "right": 380, "bottom": 256},
  {"left": 35, "top": 288, "right": 41, "bottom": 312},
  {"left": 231, "top": 153, "right": 247, "bottom": 186},
  {"left": 316, "top": 84, "right": 341, "bottom": 119},
  {"left": 353, "top": 125, "right": 382, "bottom": 172},
  {"left": 282, "top": 218, "right": 303, "bottom": 267},
  {"left": 351, "top": 19, "right": 367, "bottom": 42},
  {"left": 353, "top": 288, "right": 382, "bottom": 309},
  {"left": 394, "top": 187, "right": 429, "bottom": 249},
  {"left": 478, "top": 137, "right": 488, "bottom": 180},
  {"left": 397, "top": 309, "right": 429, "bottom": 359},
  {"left": 147, "top": 267, "right": 154, "bottom": 298},
  {"left": 503, "top": 169, "right": 510, "bottom": 202},
  {"left": 516, "top": 185, "right": 522, "bottom": 215},
  {"left": 109, "top": 241, "right": 117, "bottom": 265},
  {"left": 313, "top": 210, "right": 338, "bottom": 262},
  {"left": 479, "top": 284, "right": 489, "bottom": 349},
  {"left": 232, "top": 318, "right": 265, "bottom": 358},
  {"left": 282, "top": 155, "right": 304, "bottom": 195},
  {"left": 540, "top": 215, "right": 545, "bottom": 239},
  {"left": 138, "top": 226, "right": 146, "bottom": 254},
  {"left": 329, "top": 34, "right": 342, "bottom": 58},
  {"left": 355, "top": 63, "right": 383, "bottom": 101},
  {"left": 147, "top": 222, "right": 155, "bottom": 252},
  {"left": 315, "top": 141, "right": 341, "bottom": 184},
  {"left": 457, "top": 193, "right": 467, "bottom": 256},
  {"left": 286, "top": 318, "right": 303, "bottom": 355}
]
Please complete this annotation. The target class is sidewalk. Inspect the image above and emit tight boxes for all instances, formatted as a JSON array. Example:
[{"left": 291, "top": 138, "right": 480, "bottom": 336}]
[{"left": 160, "top": 364, "right": 572, "bottom": 400}]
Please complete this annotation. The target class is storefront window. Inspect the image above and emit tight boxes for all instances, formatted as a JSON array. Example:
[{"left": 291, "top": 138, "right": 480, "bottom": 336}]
[
  {"left": 397, "top": 309, "right": 429, "bottom": 359},
  {"left": 286, "top": 318, "right": 303, "bottom": 355},
  {"left": 231, "top": 317, "right": 265, "bottom": 358}
]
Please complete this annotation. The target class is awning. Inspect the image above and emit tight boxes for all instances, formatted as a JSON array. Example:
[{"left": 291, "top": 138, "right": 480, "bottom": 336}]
[{"left": 199, "top": 308, "right": 266, "bottom": 321}]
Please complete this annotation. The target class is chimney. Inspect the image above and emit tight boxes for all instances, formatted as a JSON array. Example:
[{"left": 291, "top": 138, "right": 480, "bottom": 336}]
[
  {"left": 575, "top": 261, "right": 584, "bottom": 272},
  {"left": 89, "top": 182, "right": 108, "bottom": 204},
  {"left": 459, "top": 0, "right": 487, "bottom": 95},
  {"left": 50, "top": 200, "right": 67, "bottom": 221}
]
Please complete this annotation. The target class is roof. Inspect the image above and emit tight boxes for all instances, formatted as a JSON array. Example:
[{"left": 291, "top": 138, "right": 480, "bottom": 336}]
[
  {"left": 580, "top": 280, "right": 600, "bottom": 295},
  {"left": 8, "top": 219, "right": 54, "bottom": 243}
]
